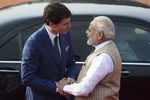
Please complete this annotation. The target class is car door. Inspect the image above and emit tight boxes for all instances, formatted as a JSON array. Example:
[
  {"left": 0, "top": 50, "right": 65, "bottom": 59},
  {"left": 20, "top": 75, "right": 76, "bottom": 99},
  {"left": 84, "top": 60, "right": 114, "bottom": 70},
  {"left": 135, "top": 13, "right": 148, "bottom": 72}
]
[
  {"left": 0, "top": 21, "right": 23, "bottom": 100},
  {"left": 0, "top": 18, "right": 42, "bottom": 100},
  {"left": 70, "top": 15, "right": 150, "bottom": 100},
  {"left": 0, "top": 15, "right": 150, "bottom": 100},
  {"left": 114, "top": 17, "right": 150, "bottom": 100}
]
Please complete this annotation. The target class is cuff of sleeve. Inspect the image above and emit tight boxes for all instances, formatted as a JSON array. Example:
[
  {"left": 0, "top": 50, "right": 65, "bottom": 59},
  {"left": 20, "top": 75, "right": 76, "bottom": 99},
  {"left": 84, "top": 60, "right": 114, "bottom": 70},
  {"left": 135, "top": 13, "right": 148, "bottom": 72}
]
[
  {"left": 63, "top": 85, "right": 73, "bottom": 94},
  {"left": 63, "top": 84, "right": 81, "bottom": 96},
  {"left": 47, "top": 81, "right": 57, "bottom": 94}
]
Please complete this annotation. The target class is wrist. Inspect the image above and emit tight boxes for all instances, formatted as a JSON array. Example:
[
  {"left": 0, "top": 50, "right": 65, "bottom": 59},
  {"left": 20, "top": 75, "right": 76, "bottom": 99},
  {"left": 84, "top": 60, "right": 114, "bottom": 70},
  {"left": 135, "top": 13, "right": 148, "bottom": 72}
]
[{"left": 55, "top": 82, "right": 59, "bottom": 93}]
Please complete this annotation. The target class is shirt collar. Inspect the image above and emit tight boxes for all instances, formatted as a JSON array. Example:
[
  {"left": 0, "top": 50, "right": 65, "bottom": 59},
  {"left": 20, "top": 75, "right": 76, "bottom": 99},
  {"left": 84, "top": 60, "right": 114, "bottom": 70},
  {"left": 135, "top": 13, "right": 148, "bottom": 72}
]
[
  {"left": 44, "top": 24, "right": 59, "bottom": 41},
  {"left": 95, "top": 40, "right": 112, "bottom": 51}
]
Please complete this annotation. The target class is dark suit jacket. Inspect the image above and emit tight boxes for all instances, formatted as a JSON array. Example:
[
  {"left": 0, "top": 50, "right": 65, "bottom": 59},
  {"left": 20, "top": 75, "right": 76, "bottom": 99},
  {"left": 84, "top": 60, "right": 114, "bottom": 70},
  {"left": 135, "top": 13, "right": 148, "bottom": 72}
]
[{"left": 21, "top": 26, "right": 78, "bottom": 100}]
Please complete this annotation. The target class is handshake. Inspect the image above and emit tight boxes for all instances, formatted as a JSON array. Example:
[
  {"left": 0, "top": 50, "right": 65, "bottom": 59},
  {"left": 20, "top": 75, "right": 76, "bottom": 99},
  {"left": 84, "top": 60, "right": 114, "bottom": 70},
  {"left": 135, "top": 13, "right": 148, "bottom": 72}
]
[{"left": 56, "top": 77, "right": 75, "bottom": 95}]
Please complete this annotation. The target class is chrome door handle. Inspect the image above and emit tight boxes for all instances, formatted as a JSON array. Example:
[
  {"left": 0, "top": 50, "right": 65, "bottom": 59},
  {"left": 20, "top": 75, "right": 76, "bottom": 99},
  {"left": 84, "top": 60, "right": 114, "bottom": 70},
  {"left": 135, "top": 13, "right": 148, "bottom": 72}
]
[{"left": 122, "top": 70, "right": 130, "bottom": 74}]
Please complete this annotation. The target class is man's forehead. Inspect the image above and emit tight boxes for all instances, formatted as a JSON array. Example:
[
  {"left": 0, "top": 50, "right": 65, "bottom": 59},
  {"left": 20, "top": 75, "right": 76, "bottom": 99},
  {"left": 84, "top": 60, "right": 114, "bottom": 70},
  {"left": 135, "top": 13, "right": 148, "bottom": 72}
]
[
  {"left": 89, "top": 20, "right": 104, "bottom": 29},
  {"left": 59, "top": 17, "right": 71, "bottom": 24},
  {"left": 89, "top": 21, "right": 96, "bottom": 28},
  {"left": 89, "top": 20, "right": 100, "bottom": 28},
  {"left": 90, "top": 20, "right": 95, "bottom": 25}
]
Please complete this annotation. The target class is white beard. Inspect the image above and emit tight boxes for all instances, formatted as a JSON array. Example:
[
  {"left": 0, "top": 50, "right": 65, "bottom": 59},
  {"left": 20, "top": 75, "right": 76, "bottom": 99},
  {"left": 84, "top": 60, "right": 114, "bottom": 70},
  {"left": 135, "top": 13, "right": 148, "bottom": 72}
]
[{"left": 87, "top": 38, "right": 94, "bottom": 46}]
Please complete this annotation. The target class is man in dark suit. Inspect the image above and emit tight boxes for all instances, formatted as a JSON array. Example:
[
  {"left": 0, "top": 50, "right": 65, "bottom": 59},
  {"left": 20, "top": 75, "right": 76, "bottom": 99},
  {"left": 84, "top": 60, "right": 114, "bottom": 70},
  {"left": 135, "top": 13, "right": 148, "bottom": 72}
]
[{"left": 21, "top": 3, "right": 78, "bottom": 100}]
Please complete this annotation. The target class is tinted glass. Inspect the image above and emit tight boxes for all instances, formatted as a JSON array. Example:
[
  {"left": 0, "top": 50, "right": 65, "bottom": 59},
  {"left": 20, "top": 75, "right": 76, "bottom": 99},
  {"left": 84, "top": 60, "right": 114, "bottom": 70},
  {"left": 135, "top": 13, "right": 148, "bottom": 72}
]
[
  {"left": 0, "top": 16, "right": 150, "bottom": 62},
  {"left": 0, "top": 35, "right": 21, "bottom": 60},
  {"left": 115, "top": 20, "right": 150, "bottom": 62},
  {"left": 70, "top": 16, "right": 150, "bottom": 62},
  {"left": 0, "top": 19, "right": 42, "bottom": 60}
]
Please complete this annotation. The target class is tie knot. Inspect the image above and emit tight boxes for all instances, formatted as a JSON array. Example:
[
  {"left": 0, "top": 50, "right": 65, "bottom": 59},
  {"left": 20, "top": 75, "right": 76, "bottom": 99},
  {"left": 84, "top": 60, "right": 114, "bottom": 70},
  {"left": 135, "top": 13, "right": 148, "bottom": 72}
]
[
  {"left": 53, "top": 36, "right": 61, "bottom": 57},
  {"left": 54, "top": 36, "right": 58, "bottom": 46}
]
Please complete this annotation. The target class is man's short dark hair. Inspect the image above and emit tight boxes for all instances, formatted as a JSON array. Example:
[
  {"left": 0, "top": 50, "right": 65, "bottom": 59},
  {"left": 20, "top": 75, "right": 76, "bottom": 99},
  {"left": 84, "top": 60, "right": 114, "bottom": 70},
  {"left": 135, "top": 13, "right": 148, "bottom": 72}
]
[{"left": 43, "top": 3, "right": 71, "bottom": 25}]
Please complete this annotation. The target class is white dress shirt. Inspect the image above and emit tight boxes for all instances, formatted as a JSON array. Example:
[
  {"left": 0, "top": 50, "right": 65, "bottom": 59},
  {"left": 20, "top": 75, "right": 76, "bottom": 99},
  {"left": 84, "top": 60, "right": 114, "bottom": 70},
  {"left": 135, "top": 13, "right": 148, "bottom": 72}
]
[
  {"left": 45, "top": 24, "right": 61, "bottom": 55},
  {"left": 63, "top": 41, "right": 114, "bottom": 96}
]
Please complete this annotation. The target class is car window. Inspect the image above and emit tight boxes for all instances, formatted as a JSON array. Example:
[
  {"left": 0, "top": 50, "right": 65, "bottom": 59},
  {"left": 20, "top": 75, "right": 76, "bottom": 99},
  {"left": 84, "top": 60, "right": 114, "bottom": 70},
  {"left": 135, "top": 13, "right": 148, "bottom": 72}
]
[
  {"left": 115, "top": 20, "right": 150, "bottom": 62},
  {"left": 70, "top": 20, "right": 93, "bottom": 61},
  {"left": 0, "top": 24, "right": 23, "bottom": 60},
  {"left": 70, "top": 16, "right": 150, "bottom": 62},
  {"left": 0, "top": 34, "right": 21, "bottom": 60},
  {"left": 0, "top": 19, "right": 42, "bottom": 60},
  {"left": 0, "top": 16, "right": 150, "bottom": 63},
  {"left": 70, "top": 16, "right": 94, "bottom": 61}
]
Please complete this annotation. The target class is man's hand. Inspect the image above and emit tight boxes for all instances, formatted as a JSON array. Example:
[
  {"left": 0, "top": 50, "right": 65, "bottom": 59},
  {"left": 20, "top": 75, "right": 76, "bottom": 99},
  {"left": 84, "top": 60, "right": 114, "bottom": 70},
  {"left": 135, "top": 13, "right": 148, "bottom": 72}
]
[
  {"left": 56, "top": 81, "right": 66, "bottom": 96},
  {"left": 56, "top": 77, "right": 75, "bottom": 95},
  {"left": 60, "top": 77, "right": 75, "bottom": 85},
  {"left": 66, "top": 77, "right": 75, "bottom": 84}
]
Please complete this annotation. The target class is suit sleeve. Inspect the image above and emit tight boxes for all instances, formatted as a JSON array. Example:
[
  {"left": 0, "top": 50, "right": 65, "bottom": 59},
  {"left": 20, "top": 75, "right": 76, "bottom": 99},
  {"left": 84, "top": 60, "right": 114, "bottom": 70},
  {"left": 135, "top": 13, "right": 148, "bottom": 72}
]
[
  {"left": 21, "top": 39, "right": 56, "bottom": 94},
  {"left": 64, "top": 33, "right": 81, "bottom": 80}
]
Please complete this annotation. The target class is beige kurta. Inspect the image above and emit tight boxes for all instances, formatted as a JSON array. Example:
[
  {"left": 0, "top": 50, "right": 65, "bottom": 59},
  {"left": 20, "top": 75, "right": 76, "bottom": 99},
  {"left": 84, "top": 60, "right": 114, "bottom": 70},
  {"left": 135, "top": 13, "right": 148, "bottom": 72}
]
[{"left": 75, "top": 41, "right": 122, "bottom": 100}]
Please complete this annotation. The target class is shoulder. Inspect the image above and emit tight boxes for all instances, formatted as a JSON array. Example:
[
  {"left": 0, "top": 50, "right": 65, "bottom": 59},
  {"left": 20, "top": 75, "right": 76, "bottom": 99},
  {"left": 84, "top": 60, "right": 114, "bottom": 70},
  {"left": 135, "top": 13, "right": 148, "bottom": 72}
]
[
  {"left": 62, "top": 32, "right": 71, "bottom": 40},
  {"left": 95, "top": 53, "right": 113, "bottom": 63},
  {"left": 93, "top": 53, "right": 113, "bottom": 72},
  {"left": 24, "top": 26, "right": 47, "bottom": 48}
]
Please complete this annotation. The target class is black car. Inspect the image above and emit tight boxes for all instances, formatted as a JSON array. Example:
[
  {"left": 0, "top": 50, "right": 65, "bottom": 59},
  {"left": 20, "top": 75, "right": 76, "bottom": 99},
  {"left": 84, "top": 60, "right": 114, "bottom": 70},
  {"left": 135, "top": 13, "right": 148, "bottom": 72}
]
[{"left": 0, "top": 2, "right": 150, "bottom": 100}]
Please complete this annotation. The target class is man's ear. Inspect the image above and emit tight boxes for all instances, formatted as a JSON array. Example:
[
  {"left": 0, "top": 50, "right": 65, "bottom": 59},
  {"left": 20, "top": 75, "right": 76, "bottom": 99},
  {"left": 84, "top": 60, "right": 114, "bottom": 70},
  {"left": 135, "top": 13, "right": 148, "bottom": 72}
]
[
  {"left": 48, "top": 22, "right": 57, "bottom": 28},
  {"left": 98, "top": 32, "right": 104, "bottom": 40}
]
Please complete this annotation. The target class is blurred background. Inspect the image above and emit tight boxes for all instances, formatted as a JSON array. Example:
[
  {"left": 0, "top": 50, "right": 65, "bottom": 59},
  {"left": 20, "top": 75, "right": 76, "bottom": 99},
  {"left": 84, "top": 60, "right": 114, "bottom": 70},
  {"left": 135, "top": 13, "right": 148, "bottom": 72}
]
[{"left": 0, "top": 0, "right": 150, "bottom": 9}]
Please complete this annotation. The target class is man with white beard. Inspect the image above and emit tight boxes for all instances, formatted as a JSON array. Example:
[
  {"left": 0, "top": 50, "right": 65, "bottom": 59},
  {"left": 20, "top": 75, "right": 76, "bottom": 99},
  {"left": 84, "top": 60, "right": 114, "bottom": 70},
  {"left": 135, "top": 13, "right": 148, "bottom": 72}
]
[{"left": 57, "top": 16, "right": 122, "bottom": 100}]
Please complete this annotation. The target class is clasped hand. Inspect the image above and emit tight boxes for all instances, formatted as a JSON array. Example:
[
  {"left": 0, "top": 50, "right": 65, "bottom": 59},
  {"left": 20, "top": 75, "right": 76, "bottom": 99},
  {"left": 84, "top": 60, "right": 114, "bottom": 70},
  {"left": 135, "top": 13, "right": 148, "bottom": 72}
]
[{"left": 56, "top": 77, "right": 75, "bottom": 96}]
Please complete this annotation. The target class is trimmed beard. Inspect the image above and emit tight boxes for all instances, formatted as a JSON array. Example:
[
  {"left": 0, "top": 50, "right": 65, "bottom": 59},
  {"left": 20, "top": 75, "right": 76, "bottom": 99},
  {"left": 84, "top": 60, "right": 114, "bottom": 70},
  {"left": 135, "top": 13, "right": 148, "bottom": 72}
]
[{"left": 87, "top": 38, "right": 94, "bottom": 46}]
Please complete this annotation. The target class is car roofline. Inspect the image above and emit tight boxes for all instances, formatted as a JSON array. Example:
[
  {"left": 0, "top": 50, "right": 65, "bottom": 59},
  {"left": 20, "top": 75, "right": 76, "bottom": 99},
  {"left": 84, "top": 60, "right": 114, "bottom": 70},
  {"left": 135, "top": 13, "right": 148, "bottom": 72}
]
[
  {"left": 1, "top": 0, "right": 149, "bottom": 9},
  {"left": 0, "top": 2, "right": 150, "bottom": 24}
]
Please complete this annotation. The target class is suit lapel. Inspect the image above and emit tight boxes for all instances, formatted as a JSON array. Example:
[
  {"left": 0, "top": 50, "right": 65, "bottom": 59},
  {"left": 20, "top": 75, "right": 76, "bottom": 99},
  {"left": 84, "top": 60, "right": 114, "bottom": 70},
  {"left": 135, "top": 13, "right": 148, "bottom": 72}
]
[
  {"left": 41, "top": 26, "right": 62, "bottom": 65},
  {"left": 59, "top": 34, "right": 66, "bottom": 65}
]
